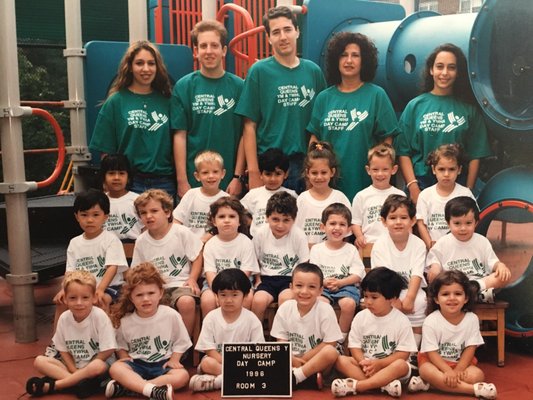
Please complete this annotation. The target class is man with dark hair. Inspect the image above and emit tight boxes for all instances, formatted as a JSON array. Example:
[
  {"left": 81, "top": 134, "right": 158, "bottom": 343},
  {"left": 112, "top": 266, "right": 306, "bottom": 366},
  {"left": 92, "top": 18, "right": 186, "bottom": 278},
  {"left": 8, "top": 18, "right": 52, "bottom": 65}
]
[{"left": 236, "top": 6, "right": 326, "bottom": 193}]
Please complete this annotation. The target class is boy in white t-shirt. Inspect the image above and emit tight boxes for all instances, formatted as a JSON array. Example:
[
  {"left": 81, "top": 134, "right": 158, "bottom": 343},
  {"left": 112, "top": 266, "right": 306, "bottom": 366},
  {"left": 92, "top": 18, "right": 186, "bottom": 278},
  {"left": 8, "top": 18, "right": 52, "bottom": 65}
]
[
  {"left": 189, "top": 269, "right": 265, "bottom": 392},
  {"left": 100, "top": 154, "right": 143, "bottom": 240},
  {"left": 53, "top": 189, "right": 128, "bottom": 327},
  {"left": 271, "top": 263, "right": 342, "bottom": 390},
  {"left": 132, "top": 189, "right": 203, "bottom": 337},
  {"left": 310, "top": 203, "right": 365, "bottom": 339},
  {"left": 251, "top": 191, "right": 309, "bottom": 322},
  {"left": 352, "top": 143, "right": 405, "bottom": 249},
  {"left": 371, "top": 194, "right": 427, "bottom": 347},
  {"left": 332, "top": 267, "right": 418, "bottom": 398},
  {"left": 426, "top": 196, "right": 511, "bottom": 302},
  {"left": 28, "top": 271, "right": 116, "bottom": 398},
  {"left": 173, "top": 150, "right": 228, "bottom": 242},
  {"left": 241, "top": 148, "right": 297, "bottom": 237}
]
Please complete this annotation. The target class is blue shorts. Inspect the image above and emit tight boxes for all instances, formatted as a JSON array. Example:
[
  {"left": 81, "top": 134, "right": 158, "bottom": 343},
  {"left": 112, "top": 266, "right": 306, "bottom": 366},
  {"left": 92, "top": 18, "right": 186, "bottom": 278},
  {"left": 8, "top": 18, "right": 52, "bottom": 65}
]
[
  {"left": 322, "top": 285, "right": 361, "bottom": 305},
  {"left": 105, "top": 285, "right": 122, "bottom": 303},
  {"left": 124, "top": 358, "right": 171, "bottom": 380},
  {"left": 256, "top": 276, "right": 292, "bottom": 301}
]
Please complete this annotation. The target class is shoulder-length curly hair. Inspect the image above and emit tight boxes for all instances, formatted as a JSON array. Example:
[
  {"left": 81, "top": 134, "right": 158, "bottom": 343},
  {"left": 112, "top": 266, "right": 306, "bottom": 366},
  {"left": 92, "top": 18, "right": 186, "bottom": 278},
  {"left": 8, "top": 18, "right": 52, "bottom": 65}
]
[
  {"left": 326, "top": 32, "right": 378, "bottom": 86},
  {"left": 421, "top": 43, "right": 475, "bottom": 104},
  {"left": 110, "top": 262, "right": 166, "bottom": 328},
  {"left": 108, "top": 40, "right": 171, "bottom": 98}
]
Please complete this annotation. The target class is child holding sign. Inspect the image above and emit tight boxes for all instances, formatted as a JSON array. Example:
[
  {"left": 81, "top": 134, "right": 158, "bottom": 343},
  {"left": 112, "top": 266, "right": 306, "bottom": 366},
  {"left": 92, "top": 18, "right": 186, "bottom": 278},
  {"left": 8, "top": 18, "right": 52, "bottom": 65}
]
[
  {"left": 271, "top": 262, "right": 342, "bottom": 389},
  {"left": 190, "top": 269, "right": 264, "bottom": 392}
]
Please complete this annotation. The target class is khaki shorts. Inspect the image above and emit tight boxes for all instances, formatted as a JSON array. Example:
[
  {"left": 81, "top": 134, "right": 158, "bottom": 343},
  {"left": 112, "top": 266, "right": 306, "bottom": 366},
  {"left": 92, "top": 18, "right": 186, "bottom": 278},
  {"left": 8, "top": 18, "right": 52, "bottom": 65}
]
[{"left": 164, "top": 286, "right": 199, "bottom": 307}]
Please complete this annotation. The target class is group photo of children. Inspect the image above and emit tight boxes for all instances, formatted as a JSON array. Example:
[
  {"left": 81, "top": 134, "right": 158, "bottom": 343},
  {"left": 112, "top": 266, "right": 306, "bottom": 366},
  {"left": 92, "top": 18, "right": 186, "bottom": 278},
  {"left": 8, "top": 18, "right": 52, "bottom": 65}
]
[{"left": 24, "top": 5, "right": 510, "bottom": 400}]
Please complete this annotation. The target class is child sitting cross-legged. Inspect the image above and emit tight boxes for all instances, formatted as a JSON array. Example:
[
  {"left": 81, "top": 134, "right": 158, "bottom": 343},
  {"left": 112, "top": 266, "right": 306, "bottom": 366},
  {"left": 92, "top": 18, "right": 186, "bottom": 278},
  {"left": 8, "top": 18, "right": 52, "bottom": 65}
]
[
  {"left": 27, "top": 270, "right": 116, "bottom": 398},
  {"left": 407, "top": 270, "right": 497, "bottom": 399},
  {"left": 271, "top": 262, "right": 343, "bottom": 390},
  {"left": 106, "top": 262, "right": 191, "bottom": 400},
  {"left": 332, "top": 267, "right": 418, "bottom": 398},
  {"left": 189, "top": 269, "right": 265, "bottom": 393}
]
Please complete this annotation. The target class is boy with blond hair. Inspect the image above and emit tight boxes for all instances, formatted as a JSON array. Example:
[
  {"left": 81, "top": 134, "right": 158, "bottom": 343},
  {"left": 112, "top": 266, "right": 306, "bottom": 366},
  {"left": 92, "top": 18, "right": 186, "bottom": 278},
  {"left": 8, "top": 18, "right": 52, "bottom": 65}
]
[
  {"left": 352, "top": 143, "right": 405, "bottom": 249},
  {"left": 28, "top": 271, "right": 116, "bottom": 397},
  {"left": 132, "top": 189, "right": 203, "bottom": 336},
  {"left": 173, "top": 150, "right": 228, "bottom": 242}
]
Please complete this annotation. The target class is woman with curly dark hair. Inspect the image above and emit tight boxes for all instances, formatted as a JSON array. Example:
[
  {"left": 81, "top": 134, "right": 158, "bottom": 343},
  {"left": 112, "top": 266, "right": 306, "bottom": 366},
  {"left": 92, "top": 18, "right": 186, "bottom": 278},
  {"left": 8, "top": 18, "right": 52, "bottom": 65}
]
[
  {"left": 90, "top": 41, "right": 176, "bottom": 196},
  {"left": 307, "top": 32, "right": 399, "bottom": 200},
  {"left": 396, "top": 43, "right": 491, "bottom": 203}
]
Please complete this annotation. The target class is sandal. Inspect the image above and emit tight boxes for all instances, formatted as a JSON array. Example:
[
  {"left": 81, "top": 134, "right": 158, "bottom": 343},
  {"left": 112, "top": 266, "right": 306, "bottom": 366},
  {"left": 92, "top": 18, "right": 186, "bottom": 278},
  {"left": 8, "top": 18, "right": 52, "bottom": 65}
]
[
  {"left": 331, "top": 378, "right": 357, "bottom": 397},
  {"left": 381, "top": 379, "right": 402, "bottom": 397},
  {"left": 474, "top": 382, "right": 497, "bottom": 399},
  {"left": 26, "top": 376, "right": 56, "bottom": 397}
]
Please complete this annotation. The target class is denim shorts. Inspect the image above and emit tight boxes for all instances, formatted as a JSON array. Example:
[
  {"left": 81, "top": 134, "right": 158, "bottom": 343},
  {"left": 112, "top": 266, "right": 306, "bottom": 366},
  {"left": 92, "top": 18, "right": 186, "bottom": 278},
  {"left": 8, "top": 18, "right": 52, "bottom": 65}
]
[
  {"left": 104, "top": 285, "right": 122, "bottom": 303},
  {"left": 322, "top": 285, "right": 361, "bottom": 305},
  {"left": 124, "top": 358, "right": 171, "bottom": 380}
]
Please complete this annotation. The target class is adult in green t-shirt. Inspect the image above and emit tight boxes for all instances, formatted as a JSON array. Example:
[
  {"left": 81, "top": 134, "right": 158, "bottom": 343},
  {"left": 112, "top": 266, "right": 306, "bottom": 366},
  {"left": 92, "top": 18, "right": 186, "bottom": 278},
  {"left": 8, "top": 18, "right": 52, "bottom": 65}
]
[
  {"left": 90, "top": 41, "right": 175, "bottom": 195},
  {"left": 171, "top": 20, "right": 245, "bottom": 198},
  {"left": 307, "top": 32, "right": 398, "bottom": 201},
  {"left": 395, "top": 43, "right": 491, "bottom": 202},
  {"left": 235, "top": 6, "right": 326, "bottom": 193}
]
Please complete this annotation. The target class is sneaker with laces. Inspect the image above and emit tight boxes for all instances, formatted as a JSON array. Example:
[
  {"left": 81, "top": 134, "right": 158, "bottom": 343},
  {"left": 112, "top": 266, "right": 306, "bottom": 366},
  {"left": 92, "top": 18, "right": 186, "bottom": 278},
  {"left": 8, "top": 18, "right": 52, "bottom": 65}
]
[
  {"left": 150, "top": 384, "right": 173, "bottom": 400},
  {"left": 407, "top": 376, "right": 429, "bottom": 392},
  {"left": 189, "top": 374, "right": 216, "bottom": 392},
  {"left": 44, "top": 343, "right": 61, "bottom": 359},
  {"left": 105, "top": 380, "right": 132, "bottom": 398},
  {"left": 474, "top": 382, "right": 497, "bottom": 399},
  {"left": 381, "top": 379, "right": 402, "bottom": 397}
]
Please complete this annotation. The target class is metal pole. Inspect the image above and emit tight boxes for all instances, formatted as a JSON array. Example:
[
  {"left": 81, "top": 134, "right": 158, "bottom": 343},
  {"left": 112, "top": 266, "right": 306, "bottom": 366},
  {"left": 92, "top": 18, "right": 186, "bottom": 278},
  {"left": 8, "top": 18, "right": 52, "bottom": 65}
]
[
  {"left": 202, "top": 0, "right": 217, "bottom": 20},
  {"left": 64, "top": 0, "right": 89, "bottom": 193},
  {"left": 0, "top": 0, "right": 37, "bottom": 343},
  {"left": 129, "top": 0, "right": 149, "bottom": 42}
]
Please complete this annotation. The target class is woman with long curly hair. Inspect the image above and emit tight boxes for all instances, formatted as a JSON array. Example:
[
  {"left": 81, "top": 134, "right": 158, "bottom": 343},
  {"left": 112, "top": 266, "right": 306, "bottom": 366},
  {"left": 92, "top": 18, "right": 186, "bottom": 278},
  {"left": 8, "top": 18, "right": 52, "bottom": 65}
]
[{"left": 396, "top": 43, "right": 491, "bottom": 202}]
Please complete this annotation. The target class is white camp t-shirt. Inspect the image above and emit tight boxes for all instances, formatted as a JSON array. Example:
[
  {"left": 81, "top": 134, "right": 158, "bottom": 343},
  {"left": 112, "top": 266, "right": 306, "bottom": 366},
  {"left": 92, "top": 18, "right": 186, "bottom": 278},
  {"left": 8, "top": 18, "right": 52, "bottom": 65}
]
[
  {"left": 241, "top": 186, "right": 297, "bottom": 238},
  {"left": 309, "top": 242, "right": 365, "bottom": 280},
  {"left": 348, "top": 307, "right": 418, "bottom": 359},
  {"left": 131, "top": 224, "right": 203, "bottom": 288},
  {"left": 271, "top": 299, "right": 343, "bottom": 356},
  {"left": 172, "top": 187, "right": 228, "bottom": 237},
  {"left": 426, "top": 233, "right": 499, "bottom": 280},
  {"left": 351, "top": 185, "right": 405, "bottom": 243},
  {"left": 203, "top": 233, "right": 259, "bottom": 275},
  {"left": 253, "top": 225, "right": 309, "bottom": 277},
  {"left": 195, "top": 308, "right": 265, "bottom": 353},
  {"left": 416, "top": 183, "right": 475, "bottom": 242},
  {"left": 295, "top": 190, "right": 351, "bottom": 244},
  {"left": 421, "top": 310, "right": 484, "bottom": 362},
  {"left": 53, "top": 307, "right": 116, "bottom": 368},
  {"left": 116, "top": 305, "right": 192, "bottom": 361},
  {"left": 66, "top": 230, "right": 128, "bottom": 286},
  {"left": 104, "top": 191, "right": 143, "bottom": 240},
  {"left": 371, "top": 233, "right": 428, "bottom": 327}
]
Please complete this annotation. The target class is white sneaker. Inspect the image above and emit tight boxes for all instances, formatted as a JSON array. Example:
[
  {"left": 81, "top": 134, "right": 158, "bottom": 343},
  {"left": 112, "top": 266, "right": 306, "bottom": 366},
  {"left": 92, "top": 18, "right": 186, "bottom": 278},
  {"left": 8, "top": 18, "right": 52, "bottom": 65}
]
[
  {"left": 474, "top": 382, "right": 497, "bottom": 399},
  {"left": 331, "top": 378, "right": 357, "bottom": 397},
  {"left": 407, "top": 376, "right": 429, "bottom": 392},
  {"left": 189, "top": 374, "right": 216, "bottom": 393},
  {"left": 479, "top": 288, "right": 495, "bottom": 303},
  {"left": 381, "top": 379, "right": 402, "bottom": 397}
]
